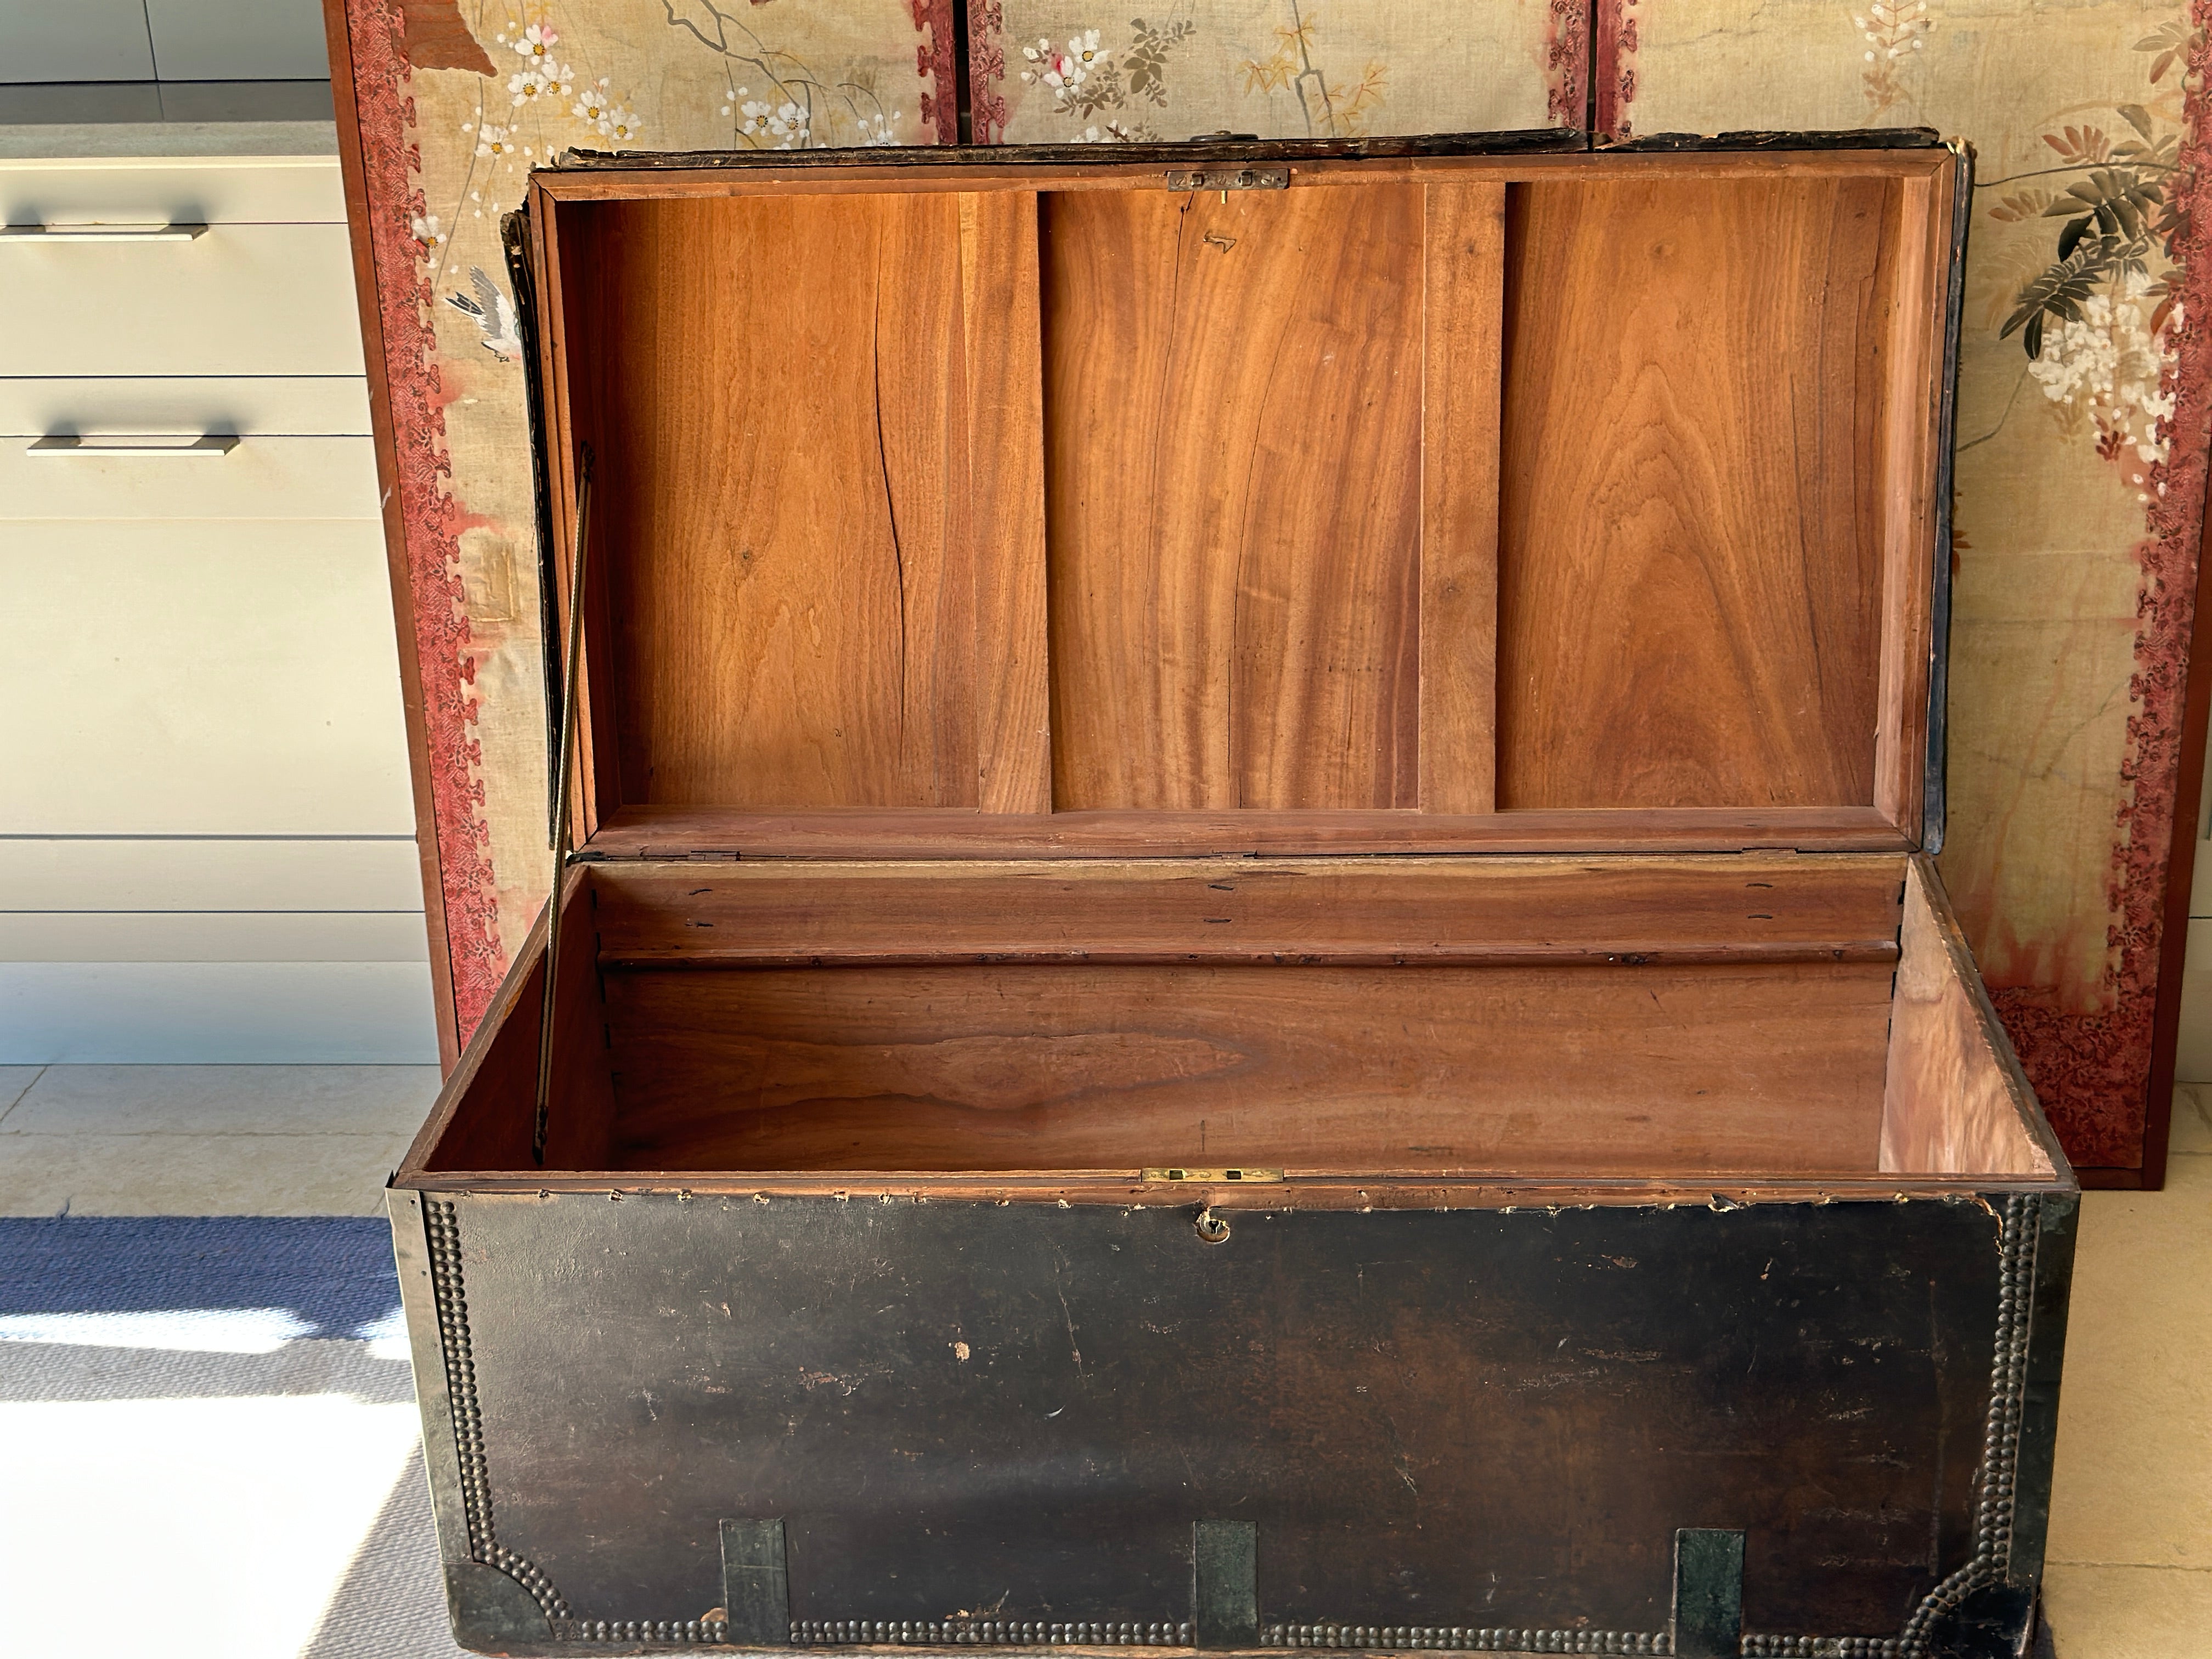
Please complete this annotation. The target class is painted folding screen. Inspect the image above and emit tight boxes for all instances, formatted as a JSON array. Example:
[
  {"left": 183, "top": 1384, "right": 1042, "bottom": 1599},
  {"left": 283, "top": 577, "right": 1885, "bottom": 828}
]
[
  {"left": 970, "top": 2, "right": 1584, "bottom": 142},
  {"left": 334, "top": 0, "right": 2205, "bottom": 1184},
  {"left": 1593, "top": 0, "right": 2211, "bottom": 1182}
]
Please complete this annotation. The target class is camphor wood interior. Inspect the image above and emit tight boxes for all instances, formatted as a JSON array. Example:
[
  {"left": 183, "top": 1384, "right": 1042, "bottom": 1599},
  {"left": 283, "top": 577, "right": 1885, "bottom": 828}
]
[{"left": 400, "top": 146, "right": 2069, "bottom": 1199}]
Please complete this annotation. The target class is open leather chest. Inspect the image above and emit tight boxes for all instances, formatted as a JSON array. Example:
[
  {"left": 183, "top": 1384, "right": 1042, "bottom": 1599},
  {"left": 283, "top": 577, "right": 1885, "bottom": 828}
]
[{"left": 383, "top": 137, "right": 2078, "bottom": 1659}]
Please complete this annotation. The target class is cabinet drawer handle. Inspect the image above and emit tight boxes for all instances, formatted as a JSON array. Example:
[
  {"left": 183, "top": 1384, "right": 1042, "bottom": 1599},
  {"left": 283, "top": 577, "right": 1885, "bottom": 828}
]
[
  {"left": 0, "top": 222, "right": 208, "bottom": 242},
  {"left": 28, "top": 434, "right": 239, "bottom": 458}
]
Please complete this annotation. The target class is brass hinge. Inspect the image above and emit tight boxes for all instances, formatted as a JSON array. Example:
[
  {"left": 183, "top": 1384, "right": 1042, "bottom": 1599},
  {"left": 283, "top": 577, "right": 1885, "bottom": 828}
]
[
  {"left": 1142, "top": 1166, "right": 1284, "bottom": 1184},
  {"left": 572, "top": 849, "right": 745, "bottom": 863},
  {"left": 1164, "top": 167, "right": 1289, "bottom": 193}
]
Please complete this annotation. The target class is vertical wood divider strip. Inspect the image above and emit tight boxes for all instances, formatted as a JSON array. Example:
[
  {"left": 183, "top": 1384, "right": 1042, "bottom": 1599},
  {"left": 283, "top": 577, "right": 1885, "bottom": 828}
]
[
  {"left": 529, "top": 186, "right": 605, "bottom": 844},
  {"left": 1418, "top": 181, "right": 1506, "bottom": 815},
  {"left": 964, "top": 189, "right": 1054, "bottom": 814},
  {"left": 1872, "top": 170, "right": 1944, "bottom": 837}
]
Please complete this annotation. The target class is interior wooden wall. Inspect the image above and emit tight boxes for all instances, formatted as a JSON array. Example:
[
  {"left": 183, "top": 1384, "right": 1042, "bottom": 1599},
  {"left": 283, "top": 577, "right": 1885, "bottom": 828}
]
[
  {"left": 1497, "top": 176, "right": 1897, "bottom": 811},
  {"left": 545, "top": 164, "right": 1943, "bottom": 843}
]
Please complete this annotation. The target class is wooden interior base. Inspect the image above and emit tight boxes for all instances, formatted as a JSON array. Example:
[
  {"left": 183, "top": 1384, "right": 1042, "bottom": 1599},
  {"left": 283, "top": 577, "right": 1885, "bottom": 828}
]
[
  {"left": 403, "top": 855, "right": 2061, "bottom": 1192},
  {"left": 601, "top": 958, "right": 1897, "bottom": 1173}
]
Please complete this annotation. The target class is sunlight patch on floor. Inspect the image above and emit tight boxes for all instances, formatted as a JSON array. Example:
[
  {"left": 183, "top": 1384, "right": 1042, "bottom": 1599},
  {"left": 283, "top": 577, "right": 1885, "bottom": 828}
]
[{"left": 0, "top": 1392, "right": 420, "bottom": 1657}]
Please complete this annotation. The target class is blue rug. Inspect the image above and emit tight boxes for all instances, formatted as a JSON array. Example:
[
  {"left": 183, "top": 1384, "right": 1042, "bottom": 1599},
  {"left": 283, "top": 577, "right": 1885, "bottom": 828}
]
[
  {"left": 0, "top": 1216, "right": 462, "bottom": 1657},
  {"left": 0, "top": 1215, "right": 399, "bottom": 1331},
  {"left": 0, "top": 1216, "right": 403, "bottom": 1352}
]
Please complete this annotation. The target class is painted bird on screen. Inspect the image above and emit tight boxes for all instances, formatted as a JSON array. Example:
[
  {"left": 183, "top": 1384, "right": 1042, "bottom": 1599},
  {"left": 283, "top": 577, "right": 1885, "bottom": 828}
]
[{"left": 445, "top": 266, "right": 521, "bottom": 360}]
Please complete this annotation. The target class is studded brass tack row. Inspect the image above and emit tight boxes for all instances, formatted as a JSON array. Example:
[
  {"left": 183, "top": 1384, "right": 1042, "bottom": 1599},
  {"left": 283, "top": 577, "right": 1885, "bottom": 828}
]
[
  {"left": 791, "top": 1621, "right": 1191, "bottom": 1645},
  {"left": 560, "top": 1617, "right": 731, "bottom": 1643},
  {"left": 424, "top": 1199, "right": 571, "bottom": 1623},
  {"left": 1896, "top": 1193, "right": 2038, "bottom": 1659},
  {"left": 1269, "top": 1628, "right": 1665, "bottom": 1654}
]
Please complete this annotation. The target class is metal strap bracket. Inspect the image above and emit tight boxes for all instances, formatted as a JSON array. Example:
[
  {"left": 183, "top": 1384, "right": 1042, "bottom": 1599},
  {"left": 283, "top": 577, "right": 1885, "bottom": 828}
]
[
  {"left": 1194, "top": 1520, "right": 1259, "bottom": 1649},
  {"left": 722, "top": 1518, "right": 792, "bottom": 1646},
  {"left": 1671, "top": 1528, "right": 1745, "bottom": 1659},
  {"left": 1144, "top": 1167, "right": 1283, "bottom": 1184}
]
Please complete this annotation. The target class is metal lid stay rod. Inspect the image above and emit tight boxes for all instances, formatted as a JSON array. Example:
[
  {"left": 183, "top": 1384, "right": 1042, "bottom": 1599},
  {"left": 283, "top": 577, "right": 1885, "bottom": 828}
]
[{"left": 535, "top": 446, "right": 594, "bottom": 1167}]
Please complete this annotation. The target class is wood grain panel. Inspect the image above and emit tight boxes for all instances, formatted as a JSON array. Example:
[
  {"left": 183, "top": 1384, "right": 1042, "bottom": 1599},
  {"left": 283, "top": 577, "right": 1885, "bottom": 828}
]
[
  {"left": 587, "top": 853, "right": 1906, "bottom": 966},
  {"left": 1496, "top": 176, "right": 1899, "bottom": 811},
  {"left": 601, "top": 960, "right": 1896, "bottom": 1175},
  {"left": 1881, "top": 857, "right": 2058, "bottom": 1178},
  {"left": 1419, "top": 181, "right": 1505, "bottom": 813},
  {"left": 1042, "top": 184, "right": 1427, "bottom": 810},
  {"left": 537, "top": 155, "right": 1955, "bottom": 860},
  {"left": 1872, "top": 168, "right": 1950, "bottom": 838},
  {"left": 961, "top": 191, "right": 1053, "bottom": 814},
  {"left": 538, "top": 182, "right": 605, "bottom": 838},
  {"left": 567, "top": 194, "right": 984, "bottom": 810}
]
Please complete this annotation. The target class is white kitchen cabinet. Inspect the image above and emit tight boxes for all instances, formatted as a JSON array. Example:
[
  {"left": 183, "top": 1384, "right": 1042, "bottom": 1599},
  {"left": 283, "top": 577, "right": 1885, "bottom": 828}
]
[
  {"left": 0, "top": 520, "right": 413, "bottom": 837},
  {"left": 0, "top": 375, "right": 371, "bottom": 437},
  {"left": 0, "top": 223, "right": 362, "bottom": 376},
  {"left": 0, "top": 5, "right": 159, "bottom": 84},
  {"left": 0, "top": 434, "right": 380, "bottom": 517},
  {"left": 144, "top": 0, "right": 335, "bottom": 83},
  {"left": 0, "top": 154, "right": 346, "bottom": 224},
  {"left": 0, "top": 126, "right": 431, "bottom": 1064}
]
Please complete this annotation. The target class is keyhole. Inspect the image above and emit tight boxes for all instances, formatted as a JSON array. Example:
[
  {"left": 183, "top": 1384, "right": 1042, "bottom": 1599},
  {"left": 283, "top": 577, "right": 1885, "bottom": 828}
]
[{"left": 1194, "top": 1208, "right": 1231, "bottom": 1245}]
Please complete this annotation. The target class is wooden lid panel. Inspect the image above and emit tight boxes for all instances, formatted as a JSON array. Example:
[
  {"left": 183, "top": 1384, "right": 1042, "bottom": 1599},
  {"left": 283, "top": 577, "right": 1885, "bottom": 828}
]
[
  {"left": 1043, "top": 181, "right": 1441, "bottom": 812},
  {"left": 554, "top": 189, "right": 1041, "bottom": 813},
  {"left": 1499, "top": 175, "right": 1898, "bottom": 811},
  {"left": 528, "top": 148, "right": 1955, "bottom": 857}
]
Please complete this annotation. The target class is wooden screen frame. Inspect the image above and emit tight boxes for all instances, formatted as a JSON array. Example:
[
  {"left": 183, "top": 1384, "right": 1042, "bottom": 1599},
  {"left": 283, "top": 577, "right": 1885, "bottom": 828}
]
[{"left": 521, "top": 145, "right": 1959, "bottom": 862}]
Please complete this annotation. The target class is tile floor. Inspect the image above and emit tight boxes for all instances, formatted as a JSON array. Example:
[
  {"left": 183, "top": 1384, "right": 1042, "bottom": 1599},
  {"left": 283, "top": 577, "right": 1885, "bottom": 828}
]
[
  {"left": 0, "top": 1063, "right": 430, "bottom": 1216},
  {"left": 2039, "top": 1082, "right": 2212, "bottom": 1656},
  {"left": 0, "top": 1065, "right": 2204, "bottom": 1656}
]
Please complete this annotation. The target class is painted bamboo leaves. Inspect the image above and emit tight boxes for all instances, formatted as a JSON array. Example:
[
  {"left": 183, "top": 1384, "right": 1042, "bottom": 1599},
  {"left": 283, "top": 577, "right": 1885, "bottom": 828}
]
[
  {"left": 1238, "top": 7, "right": 1389, "bottom": 139},
  {"left": 1998, "top": 109, "right": 2176, "bottom": 362}
]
